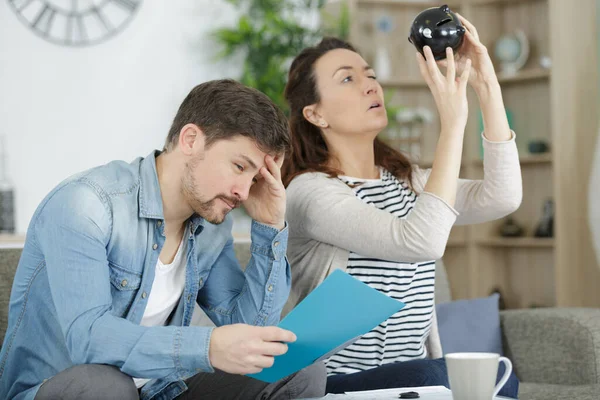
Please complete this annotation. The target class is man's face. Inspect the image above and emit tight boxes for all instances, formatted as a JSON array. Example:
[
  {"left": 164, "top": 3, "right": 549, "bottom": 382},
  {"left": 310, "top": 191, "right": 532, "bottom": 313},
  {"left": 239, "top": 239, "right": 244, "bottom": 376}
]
[{"left": 182, "top": 135, "right": 268, "bottom": 224}]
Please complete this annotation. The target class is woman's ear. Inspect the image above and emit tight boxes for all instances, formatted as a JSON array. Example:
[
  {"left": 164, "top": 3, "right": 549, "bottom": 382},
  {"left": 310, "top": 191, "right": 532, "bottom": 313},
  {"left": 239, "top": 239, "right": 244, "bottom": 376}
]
[{"left": 303, "top": 104, "right": 329, "bottom": 129}]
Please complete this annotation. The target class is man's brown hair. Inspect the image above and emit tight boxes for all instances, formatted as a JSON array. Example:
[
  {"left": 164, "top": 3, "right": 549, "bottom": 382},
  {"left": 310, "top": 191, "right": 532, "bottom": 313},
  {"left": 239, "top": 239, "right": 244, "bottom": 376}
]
[{"left": 165, "top": 79, "right": 290, "bottom": 154}]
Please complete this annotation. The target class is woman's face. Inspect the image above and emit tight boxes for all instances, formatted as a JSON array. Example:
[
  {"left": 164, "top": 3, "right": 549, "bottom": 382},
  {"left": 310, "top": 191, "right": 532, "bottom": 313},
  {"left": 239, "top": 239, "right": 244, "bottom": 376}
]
[{"left": 307, "top": 48, "right": 388, "bottom": 137}]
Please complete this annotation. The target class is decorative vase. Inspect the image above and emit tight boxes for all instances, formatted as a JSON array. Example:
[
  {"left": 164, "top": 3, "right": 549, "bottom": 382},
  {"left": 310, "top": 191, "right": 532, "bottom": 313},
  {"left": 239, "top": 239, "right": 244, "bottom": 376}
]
[
  {"left": 374, "top": 45, "right": 392, "bottom": 81},
  {"left": 534, "top": 199, "right": 554, "bottom": 238},
  {"left": 528, "top": 140, "right": 550, "bottom": 154},
  {"left": 499, "top": 217, "right": 524, "bottom": 238},
  {"left": 0, "top": 136, "right": 15, "bottom": 234},
  {"left": 373, "top": 15, "right": 394, "bottom": 81}
]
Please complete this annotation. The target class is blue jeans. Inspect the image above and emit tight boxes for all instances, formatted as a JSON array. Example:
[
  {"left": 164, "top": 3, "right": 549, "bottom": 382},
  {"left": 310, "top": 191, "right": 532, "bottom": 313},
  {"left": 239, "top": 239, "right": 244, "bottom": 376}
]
[{"left": 326, "top": 358, "right": 519, "bottom": 399}]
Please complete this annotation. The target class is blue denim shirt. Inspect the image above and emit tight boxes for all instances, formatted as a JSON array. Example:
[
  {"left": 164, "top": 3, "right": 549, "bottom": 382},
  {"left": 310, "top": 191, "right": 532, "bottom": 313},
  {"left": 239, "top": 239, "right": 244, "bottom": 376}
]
[{"left": 0, "top": 151, "right": 291, "bottom": 400}]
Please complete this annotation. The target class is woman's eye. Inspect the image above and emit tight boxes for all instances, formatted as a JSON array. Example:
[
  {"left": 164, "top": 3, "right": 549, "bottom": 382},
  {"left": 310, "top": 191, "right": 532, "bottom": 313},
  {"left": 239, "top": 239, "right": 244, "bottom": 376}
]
[
  {"left": 368, "top": 75, "right": 377, "bottom": 80},
  {"left": 342, "top": 76, "right": 353, "bottom": 83},
  {"left": 235, "top": 164, "right": 244, "bottom": 172}
]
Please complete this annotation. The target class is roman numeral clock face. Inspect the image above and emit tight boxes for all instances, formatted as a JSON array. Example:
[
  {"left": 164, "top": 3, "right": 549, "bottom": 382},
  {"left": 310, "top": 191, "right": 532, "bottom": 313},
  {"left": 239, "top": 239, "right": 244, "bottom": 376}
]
[{"left": 8, "top": 0, "right": 142, "bottom": 46}]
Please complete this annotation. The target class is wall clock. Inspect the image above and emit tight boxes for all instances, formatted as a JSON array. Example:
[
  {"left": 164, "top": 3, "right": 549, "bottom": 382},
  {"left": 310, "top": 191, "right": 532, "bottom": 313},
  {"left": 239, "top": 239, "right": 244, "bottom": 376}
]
[{"left": 7, "top": 0, "right": 142, "bottom": 47}]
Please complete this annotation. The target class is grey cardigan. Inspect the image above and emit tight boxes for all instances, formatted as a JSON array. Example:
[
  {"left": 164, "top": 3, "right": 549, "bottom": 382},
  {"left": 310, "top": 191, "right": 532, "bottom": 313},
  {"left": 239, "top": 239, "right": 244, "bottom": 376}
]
[{"left": 283, "top": 133, "right": 522, "bottom": 359}]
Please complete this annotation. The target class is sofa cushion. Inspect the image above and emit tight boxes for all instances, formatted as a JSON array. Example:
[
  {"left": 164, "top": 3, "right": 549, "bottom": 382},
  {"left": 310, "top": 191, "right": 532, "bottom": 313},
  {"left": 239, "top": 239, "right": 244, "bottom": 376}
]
[
  {"left": 0, "top": 248, "right": 24, "bottom": 346},
  {"left": 500, "top": 308, "right": 600, "bottom": 385},
  {"left": 436, "top": 293, "right": 503, "bottom": 356},
  {"left": 519, "top": 383, "right": 600, "bottom": 400}
]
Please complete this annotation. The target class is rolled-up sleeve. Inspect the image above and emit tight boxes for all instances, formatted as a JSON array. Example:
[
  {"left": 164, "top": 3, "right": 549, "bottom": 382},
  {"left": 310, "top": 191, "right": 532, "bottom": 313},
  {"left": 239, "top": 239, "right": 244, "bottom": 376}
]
[{"left": 198, "top": 220, "right": 291, "bottom": 327}]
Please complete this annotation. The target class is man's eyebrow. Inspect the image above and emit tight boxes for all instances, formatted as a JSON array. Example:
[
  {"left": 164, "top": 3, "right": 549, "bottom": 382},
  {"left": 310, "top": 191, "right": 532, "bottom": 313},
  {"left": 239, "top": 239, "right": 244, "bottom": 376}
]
[
  {"left": 332, "top": 65, "right": 373, "bottom": 77},
  {"left": 238, "top": 154, "right": 258, "bottom": 170}
]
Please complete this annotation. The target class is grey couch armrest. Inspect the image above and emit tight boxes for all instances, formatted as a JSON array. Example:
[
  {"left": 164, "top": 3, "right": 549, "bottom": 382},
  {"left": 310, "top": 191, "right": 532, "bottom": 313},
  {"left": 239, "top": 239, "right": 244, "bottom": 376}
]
[{"left": 500, "top": 308, "right": 600, "bottom": 385}]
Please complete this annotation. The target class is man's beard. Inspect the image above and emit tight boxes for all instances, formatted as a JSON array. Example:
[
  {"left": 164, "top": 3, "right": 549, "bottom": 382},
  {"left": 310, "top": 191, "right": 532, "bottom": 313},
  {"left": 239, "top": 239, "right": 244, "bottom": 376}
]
[{"left": 182, "top": 160, "right": 240, "bottom": 224}]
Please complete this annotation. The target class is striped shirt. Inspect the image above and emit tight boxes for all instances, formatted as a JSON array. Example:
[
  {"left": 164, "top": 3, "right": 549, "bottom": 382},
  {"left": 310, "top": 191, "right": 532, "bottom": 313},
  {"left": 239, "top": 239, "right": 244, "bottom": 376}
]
[{"left": 325, "top": 168, "right": 435, "bottom": 375}]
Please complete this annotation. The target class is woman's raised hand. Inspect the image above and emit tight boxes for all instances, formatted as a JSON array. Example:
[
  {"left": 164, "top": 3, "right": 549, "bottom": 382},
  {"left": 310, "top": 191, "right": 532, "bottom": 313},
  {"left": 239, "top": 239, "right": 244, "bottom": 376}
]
[{"left": 417, "top": 45, "right": 471, "bottom": 133}]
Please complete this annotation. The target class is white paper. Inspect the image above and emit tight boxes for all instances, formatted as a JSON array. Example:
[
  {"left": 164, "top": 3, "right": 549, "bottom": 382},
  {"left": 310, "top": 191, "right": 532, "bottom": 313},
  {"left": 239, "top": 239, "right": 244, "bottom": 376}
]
[
  {"left": 314, "top": 386, "right": 510, "bottom": 400},
  {"left": 319, "top": 386, "right": 451, "bottom": 399}
]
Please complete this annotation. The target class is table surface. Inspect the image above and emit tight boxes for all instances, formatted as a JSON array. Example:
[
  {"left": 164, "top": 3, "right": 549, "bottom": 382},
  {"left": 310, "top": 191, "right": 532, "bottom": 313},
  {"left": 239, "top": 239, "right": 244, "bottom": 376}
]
[{"left": 302, "top": 386, "right": 513, "bottom": 400}]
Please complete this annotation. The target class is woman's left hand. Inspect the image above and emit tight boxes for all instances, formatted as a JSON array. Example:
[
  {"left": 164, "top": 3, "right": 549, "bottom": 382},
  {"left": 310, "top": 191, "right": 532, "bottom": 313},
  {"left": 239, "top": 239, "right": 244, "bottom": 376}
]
[{"left": 438, "top": 13, "right": 498, "bottom": 91}]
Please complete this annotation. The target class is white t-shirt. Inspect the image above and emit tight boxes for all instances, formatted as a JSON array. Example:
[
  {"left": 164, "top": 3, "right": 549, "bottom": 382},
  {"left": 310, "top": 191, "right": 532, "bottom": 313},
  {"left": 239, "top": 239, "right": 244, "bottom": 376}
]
[{"left": 134, "top": 236, "right": 187, "bottom": 388}]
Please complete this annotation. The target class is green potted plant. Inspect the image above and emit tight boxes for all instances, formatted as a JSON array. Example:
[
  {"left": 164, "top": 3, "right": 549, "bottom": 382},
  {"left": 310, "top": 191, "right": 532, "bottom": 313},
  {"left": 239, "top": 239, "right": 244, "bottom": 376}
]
[{"left": 212, "top": 0, "right": 349, "bottom": 113}]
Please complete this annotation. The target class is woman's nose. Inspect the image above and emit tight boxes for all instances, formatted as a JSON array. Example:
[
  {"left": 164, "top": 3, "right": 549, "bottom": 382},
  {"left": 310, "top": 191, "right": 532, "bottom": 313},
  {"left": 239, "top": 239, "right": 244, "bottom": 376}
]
[{"left": 364, "top": 79, "right": 378, "bottom": 95}]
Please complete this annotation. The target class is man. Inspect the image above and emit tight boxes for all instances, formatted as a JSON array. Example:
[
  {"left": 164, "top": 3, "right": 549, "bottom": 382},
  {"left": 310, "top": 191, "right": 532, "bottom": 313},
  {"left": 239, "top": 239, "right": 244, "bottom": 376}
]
[{"left": 0, "top": 80, "right": 326, "bottom": 400}]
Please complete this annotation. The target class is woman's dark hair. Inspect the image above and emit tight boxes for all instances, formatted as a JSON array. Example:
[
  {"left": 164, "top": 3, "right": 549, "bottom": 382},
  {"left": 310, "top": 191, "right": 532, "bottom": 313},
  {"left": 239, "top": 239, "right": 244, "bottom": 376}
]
[{"left": 281, "top": 37, "right": 413, "bottom": 188}]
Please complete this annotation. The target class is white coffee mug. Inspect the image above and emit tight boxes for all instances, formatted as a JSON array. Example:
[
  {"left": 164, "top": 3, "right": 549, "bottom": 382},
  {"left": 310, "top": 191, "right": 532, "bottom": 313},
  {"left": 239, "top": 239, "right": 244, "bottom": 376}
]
[{"left": 445, "top": 352, "right": 512, "bottom": 400}]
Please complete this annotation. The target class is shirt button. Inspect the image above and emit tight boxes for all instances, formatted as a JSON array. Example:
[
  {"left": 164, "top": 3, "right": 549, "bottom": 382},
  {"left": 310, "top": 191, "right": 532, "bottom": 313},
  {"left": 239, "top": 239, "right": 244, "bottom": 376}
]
[
  {"left": 121, "top": 279, "right": 128, "bottom": 287},
  {"left": 187, "top": 294, "right": 192, "bottom": 302},
  {"left": 268, "top": 284, "right": 274, "bottom": 292},
  {"left": 152, "top": 243, "right": 158, "bottom": 250},
  {"left": 157, "top": 221, "right": 162, "bottom": 227},
  {"left": 274, "top": 241, "right": 280, "bottom": 247},
  {"left": 199, "top": 278, "right": 203, "bottom": 286},
  {"left": 141, "top": 292, "right": 147, "bottom": 299}
]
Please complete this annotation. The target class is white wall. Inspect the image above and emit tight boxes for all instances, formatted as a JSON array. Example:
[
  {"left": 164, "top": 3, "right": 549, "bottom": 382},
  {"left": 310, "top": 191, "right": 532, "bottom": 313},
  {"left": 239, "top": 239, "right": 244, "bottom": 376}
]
[
  {"left": 591, "top": 0, "right": 600, "bottom": 266},
  {"left": 0, "top": 1, "right": 242, "bottom": 233}
]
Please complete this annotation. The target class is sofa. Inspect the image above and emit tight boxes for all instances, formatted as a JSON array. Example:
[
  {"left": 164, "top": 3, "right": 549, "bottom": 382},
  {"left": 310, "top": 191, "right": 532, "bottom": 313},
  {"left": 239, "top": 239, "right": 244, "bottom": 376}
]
[
  {"left": 434, "top": 259, "right": 600, "bottom": 400},
  {"left": 1, "top": 246, "right": 599, "bottom": 399}
]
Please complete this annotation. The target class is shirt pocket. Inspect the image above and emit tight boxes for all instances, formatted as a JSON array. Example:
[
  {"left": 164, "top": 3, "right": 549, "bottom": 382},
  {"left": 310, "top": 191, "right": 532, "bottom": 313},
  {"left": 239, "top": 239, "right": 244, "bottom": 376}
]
[{"left": 108, "top": 263, "right": 142, "bottom": 317}]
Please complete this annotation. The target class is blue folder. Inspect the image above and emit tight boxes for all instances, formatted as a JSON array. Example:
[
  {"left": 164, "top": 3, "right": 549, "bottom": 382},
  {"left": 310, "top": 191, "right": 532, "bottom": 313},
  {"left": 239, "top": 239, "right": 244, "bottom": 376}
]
[{"left": 248, "top": 269, "right": 405, "bottom": 383}]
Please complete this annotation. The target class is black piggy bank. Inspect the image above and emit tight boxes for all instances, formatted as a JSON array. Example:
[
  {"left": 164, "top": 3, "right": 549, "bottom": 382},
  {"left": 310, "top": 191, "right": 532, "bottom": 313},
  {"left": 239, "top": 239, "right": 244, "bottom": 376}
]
[{"left": 408, "top": 4, "right": 465, "bottom": 60}]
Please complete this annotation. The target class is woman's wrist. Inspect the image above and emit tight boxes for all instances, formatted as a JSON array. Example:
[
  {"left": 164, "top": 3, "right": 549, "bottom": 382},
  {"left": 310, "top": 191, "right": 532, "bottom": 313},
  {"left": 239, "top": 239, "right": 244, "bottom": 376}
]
[
  {"left": 440, "top": 123, "right": 467, "bottom": 138},
  {"left": 473, "top": 75, "right": 501, "bottom": 99}
]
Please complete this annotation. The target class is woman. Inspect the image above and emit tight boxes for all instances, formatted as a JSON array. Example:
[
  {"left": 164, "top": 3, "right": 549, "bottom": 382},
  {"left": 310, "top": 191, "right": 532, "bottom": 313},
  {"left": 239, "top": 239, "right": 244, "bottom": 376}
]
[{"left": 281, "top": 15, "right": 521, "bottom": 397}]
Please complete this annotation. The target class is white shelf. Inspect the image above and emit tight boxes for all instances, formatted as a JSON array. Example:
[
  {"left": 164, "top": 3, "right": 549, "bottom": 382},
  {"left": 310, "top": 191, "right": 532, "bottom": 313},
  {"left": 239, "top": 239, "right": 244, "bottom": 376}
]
[
  {"left": 356, "top": 0, "right": 461, "bottom": 7},
  {"left": 380, "top": 68, "right": 550, "bottom": 89},
  {"left": 447, "top": 239, "right": 467, "bottom": 247},
  {"left": 379, "top": 77, "right": 427, "bottom": 88},
  {"left": 0, "top": 234, "right": 253, "bottom": 248},
  {"left": 469, "top": 0, "right": 546, "bottom": 6},
  {"left": 0, "top": 234, "right": 25, "bottom": 249},
  {"left": 477, "top": 237, "right": 555, "bottom": 248},
  {"left": 497, "top": 68, "right": 551, "bottom": 85},
  {"left": 474, "top": 153, "right": 552, "bottom": 166}
]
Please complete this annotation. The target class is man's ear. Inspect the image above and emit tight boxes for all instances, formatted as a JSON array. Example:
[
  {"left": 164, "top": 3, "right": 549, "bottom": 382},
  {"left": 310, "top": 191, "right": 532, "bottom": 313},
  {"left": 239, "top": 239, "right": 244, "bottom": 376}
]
[
  {"left": 303, "top": 104, "right": 328, "bottom": 129},
  {"left": 179, "top": 124, "right": 205, "bottom": 156}
]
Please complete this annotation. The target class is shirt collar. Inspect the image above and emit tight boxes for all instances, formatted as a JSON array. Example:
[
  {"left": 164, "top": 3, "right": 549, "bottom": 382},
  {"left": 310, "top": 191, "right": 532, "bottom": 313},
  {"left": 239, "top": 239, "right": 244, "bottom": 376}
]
[{"left": 138, "top": 150, "right": 205, "bottom": 235}]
